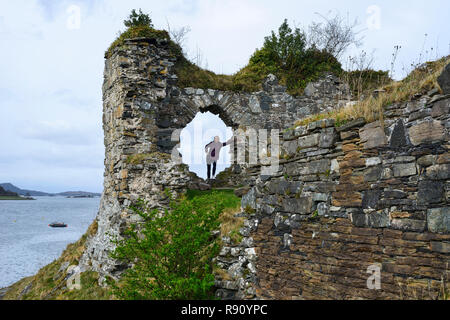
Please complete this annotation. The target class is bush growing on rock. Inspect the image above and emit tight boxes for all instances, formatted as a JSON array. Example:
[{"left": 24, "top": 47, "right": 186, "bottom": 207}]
[
  {"left": 108, "top": 191, "right": 240, "bottom": 300},
  {"left": 107, "top": 11, "right": 388, "bottom": 98},
  {"left": 123, "top": 9, "right": 153, "bottom": 28},
  {"left": 106, "top": 10, "right": 175, "bottom": 59},
  {"left": 233, "top": 19, "right": 342, "bottom": 95}
]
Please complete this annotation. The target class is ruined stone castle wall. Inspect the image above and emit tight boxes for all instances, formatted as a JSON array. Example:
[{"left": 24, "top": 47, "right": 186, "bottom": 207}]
[
  {"left": 82, "top": 37, "right": 449, "bottom": 300},
  {"left": 217, "top": 92, "right": 450, "bottom": 300},
  {"left": 80, "top": 38, "right": 351, "bottom": 278}
]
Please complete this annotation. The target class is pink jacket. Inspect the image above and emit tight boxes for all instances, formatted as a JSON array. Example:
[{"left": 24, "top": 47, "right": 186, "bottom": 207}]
[{"left": 205, "top": 138, "right": 233, "bottom": 164}]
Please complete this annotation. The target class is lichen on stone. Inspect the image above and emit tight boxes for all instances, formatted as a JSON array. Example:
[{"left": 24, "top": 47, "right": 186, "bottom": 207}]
[{"left": 126, "top": 152, "right": 172, "bottom": 165}]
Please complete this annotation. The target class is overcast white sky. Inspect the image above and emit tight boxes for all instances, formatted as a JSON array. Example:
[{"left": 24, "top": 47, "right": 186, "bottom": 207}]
[{"left": 0, "top": 0, "right": 449, "bottom": 193}]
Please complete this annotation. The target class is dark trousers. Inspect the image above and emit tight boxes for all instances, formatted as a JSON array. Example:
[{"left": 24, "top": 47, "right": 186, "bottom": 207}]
[{"left": 207, "top": 162, "right": 217, "bottom": 179}]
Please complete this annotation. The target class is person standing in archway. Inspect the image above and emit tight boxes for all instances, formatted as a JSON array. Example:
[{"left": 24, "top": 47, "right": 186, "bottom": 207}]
[{"left": 205, "top": 136, "right": 233, "bottom": 180}]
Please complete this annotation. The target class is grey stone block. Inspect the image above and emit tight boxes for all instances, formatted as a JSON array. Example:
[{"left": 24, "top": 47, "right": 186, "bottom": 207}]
[
  {"left": 393, "top": 163, "right": 417, "bottom": 177},
  {"left": 427, "top": 207, "right": 450, "bottom": 234},
  {"left": 418, "top": 180, "right": 444, "bottom": 205},
  {"left": 298, "top": 133, "right": 320, "bottom": 148},
  {"left": 282, "top": 197, "right": 313, "bottom": 214},
  {"left": 391, "top": 219, "right": 426, "bottom": 232}
]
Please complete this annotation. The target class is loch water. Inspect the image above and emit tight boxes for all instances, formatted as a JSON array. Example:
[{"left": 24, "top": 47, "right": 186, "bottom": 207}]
[{"left": 0, "top": 196, "right": 99, "bottom": 288}]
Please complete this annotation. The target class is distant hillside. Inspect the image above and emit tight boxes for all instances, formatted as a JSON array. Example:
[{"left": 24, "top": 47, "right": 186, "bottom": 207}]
[
  {"left": 0, "top": 183, "right": 50, "bottom": 196},
  {"left": 0, "top": 186, "right": 32, "bottom": 200},
  {"left": 0, "top": 183, "right": 101, "bottom": 197},
  {"left": 0, "top": 186, "right": 19, "bottom": 197},
  {"left": 58, "top": 191, "right": 101, "bottom": 198}
]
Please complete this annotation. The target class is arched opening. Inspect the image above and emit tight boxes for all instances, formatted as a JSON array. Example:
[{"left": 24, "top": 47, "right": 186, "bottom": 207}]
[{"left": 179, "top": 111, "right": 233, "bottom": 181}]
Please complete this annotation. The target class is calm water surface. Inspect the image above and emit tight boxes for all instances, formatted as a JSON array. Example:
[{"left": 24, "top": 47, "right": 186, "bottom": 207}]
[{"left": 0, "top": 196, "right": 99, "bottom": 288}]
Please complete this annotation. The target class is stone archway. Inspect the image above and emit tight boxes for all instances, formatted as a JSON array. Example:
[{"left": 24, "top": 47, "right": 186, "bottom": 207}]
[
  {"left": 199, "top": 104, "right": 237, "bottom": 129},
  {"left": 178, "top": 110, "right": 234, "bottom": 182},
  {"left": 73, "top": 36, "right": 450, "bottom": 301},
  {"left": 81, "top": 37, "right": 353, "bottom": 280}
]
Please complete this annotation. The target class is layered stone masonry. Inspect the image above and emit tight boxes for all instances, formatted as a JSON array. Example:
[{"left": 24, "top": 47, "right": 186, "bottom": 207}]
[
  {"left": 80, "top": 37, "right": 352, "bottom": 280},
  {"left": 219, "top": 91, "right": 449, "bottom": 299},
  {"left": 80, "top": 38, "right": 197, "bottom": 277},
  {"left": 82, "top": 35, "right": 449, "bottom": 299}
]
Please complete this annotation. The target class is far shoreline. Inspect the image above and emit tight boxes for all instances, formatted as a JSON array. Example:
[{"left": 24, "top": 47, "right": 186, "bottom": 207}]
[{"left": 0, "top": 196, "right": 36, "bottom": 201}]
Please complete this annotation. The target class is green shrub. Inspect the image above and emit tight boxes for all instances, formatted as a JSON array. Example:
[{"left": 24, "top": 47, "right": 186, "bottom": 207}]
[
  {"left": 106, "top": 10, "right": 179, "bottom": 59},
  {"left": 233, "top": 19, "right": 342, "bottom": 95},
  {"left": 109, "top": 191, "right": 239, "bottom": 300},
  {"left": 124, "top": 9, "right": 153, "bottom": 28},
  {"left": 106, "top": 15, "right": 343, "bottom": 96}
]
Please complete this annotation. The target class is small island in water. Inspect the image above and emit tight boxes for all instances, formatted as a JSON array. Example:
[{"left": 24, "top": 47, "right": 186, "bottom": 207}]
[
  {"left": 0, "top": 186, "right": 35, "bottom": 200},
  {"left": 0, "top": 183, "right": 101, "bottom": 199}
]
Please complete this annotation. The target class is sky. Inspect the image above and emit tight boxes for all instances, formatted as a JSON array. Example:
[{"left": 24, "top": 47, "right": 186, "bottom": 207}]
[
  {"left": 180, "top": 112, "right": 233, "bottom": 180},
  {"left": 0, "top": 0, "right": 449, "bottom": 193}
]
